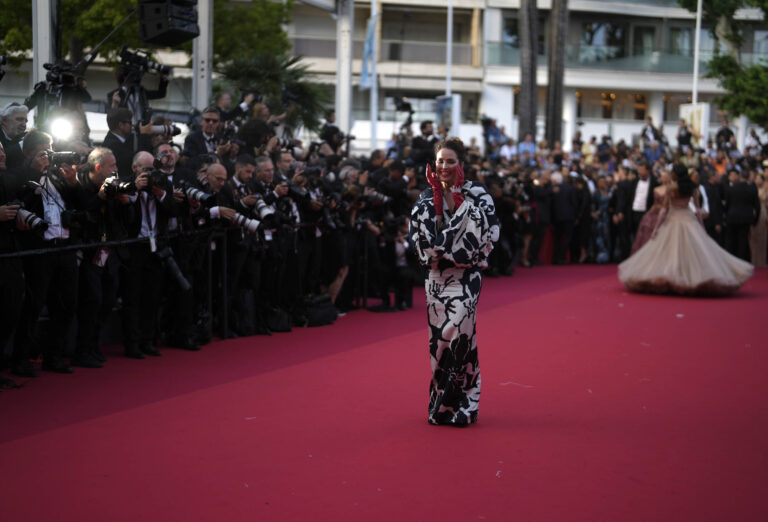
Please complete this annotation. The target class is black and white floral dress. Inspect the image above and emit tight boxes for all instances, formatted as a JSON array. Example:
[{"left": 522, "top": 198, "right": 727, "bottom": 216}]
[{"left": 409, "top": 181, "right": 500, "bottom": 425}]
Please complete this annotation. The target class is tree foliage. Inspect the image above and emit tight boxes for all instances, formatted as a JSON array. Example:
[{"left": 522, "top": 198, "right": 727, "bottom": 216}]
[
  {"left": 217, "top": 53, "right": 330, "bottom": 132},
  {"left": 678, "top": 0, "right": 768, "bottom": 128},
  {"left": 708, "top": 54, "right": 768, "bottom": 128},
  {"left": 0, "top": 0, "right": 292, "bottom": 66}
]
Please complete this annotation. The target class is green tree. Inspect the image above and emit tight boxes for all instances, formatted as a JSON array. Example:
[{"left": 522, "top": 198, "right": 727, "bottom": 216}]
[
  {"left": 677, "top": 0, "right": 768, "bottom": 127},
  {"left": 217, "top": 53, "right": 330, "bottom": 132},
  {"left": 212, "top": 0, "right": 292, "bottom": 63},
  {"left": 0, "top": 0, "right": 292, "bottom": 65}
]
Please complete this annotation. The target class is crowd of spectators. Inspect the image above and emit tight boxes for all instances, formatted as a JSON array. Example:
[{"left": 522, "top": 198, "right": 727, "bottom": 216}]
[{"left": 1, "top": 84, "right": 766, "bottom": 390}]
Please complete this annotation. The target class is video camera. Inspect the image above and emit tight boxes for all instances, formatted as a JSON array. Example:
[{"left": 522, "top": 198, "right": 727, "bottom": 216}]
[{"left": 120, "top": 47, "right": 172, "bottom": 84}]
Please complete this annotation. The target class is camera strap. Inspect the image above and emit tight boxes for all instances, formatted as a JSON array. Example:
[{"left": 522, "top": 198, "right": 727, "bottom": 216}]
[{"left": 140, "top": 192, "right": 157, "bottom": 252}]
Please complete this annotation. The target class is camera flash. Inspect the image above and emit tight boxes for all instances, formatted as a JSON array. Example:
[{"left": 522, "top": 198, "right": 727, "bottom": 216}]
[{"left": 50, "top": 118, "right": 73, "bottom": 141}]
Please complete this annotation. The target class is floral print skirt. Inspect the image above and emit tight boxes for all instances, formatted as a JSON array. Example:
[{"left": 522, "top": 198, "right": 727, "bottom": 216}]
[{"left": 425, "top": 266, "right": 482, "bottom": 426}]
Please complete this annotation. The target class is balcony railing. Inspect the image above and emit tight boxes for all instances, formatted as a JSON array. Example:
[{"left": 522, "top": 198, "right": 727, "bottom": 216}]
[
  {"left": 485, "top": 42, "right": 768, "bottom": 73},
  {"left": 379, "top": 39, "right": 473, "bottom": 65},
  {"left": 290, "top": 35, "right": 473, "bottom": 65},
  {"left": 290, "top": 36, "right": 365, "bottom": 59}
]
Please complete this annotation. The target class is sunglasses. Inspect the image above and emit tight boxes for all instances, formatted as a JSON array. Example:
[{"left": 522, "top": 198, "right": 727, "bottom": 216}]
[{"left": 203, "top": 118, "right": 220, "bottom": 123}]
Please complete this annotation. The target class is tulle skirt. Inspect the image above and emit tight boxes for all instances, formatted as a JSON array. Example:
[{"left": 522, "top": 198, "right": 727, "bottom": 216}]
[{"left": 619, "top": 208, "right": 754, "bottom": 296}]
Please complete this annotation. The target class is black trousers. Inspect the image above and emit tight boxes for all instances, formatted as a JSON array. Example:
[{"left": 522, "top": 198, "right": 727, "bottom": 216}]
[
  {"left": 75, "top": 251, "right": 120, "bottom": 356},
  {"left": 725, "top": 224, "right": 752, "bottom": 262},
  {"left": 14, "top": 249, "right": 79, "bottom": 363},
  {"left": 160, "top": 237, "right": 196, "bottom": 342},
  {"left": 553, "top": 221, "right": 574, "bottom": 264},
  {"left": 121, "top": 244, "right": 163, "bottom": 347},
  {"left": 0, "top": 257, "right": 24, "bottom": 363}
]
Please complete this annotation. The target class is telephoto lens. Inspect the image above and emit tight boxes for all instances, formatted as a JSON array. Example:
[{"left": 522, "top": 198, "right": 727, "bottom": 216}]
[
  {"left": 11, "top": 202, "right": 49, "bottom": 234},
  {"left": 178, "top": 180, "right": 214, "bottom": 207},
  {"left": 232, "top": 213, "right": 260, "bottom": 233}
]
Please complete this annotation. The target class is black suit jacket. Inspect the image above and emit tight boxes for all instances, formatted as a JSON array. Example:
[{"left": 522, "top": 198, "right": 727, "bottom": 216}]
[
  {"left": 703, "top": 182, "right": 724, "bottom": 228},
  {"left": 182, "top": 131, "right": 219, "bottom": 161},
  {"left": 102, "top": 131, "right": 152, "bottom": 181},
  {"left": 0, "top": 131, "right": 25, "bottom": 171},
  {"left": 127, "top": 178, "right": 180, "bottom": 238},
  {"left": 618, "top": 177, "right": 657, "bottom": 216},
  {"left": 724, "top": 182, "right": 760, "bottom": 225},
  {"left": 552, "top": 183, "right": 578, "bottom": 223},
  {"left": 532, "top": 184, "right": 553, "bottom": 225}
]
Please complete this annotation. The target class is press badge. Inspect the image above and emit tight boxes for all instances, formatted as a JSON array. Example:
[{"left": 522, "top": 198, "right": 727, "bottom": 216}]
[{"left": 149, "top": 232, "right": 157, "bottom": 252}]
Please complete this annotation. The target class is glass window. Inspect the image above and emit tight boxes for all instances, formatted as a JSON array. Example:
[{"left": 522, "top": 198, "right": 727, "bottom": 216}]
[
  {"left": 580, "top": 22, "right": 627, "bottom": 62},
  {"left": 754, "top": 30, "right": 768, "bottom": 54},
  {"left": 633, "top": 26, "right": 655, "bottom": 56},
  {"left": 503, "top": 16, "right": 546, "bottom": 55}
]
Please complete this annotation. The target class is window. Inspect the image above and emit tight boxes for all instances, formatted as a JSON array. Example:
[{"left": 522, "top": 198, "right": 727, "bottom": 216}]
[
  {"left": 580, "top": 22, "right": 627, "bottom": 62},
  {"left": 503, "top": 16, "right": 546, "bottom": 55},
  {"left": 633, "top": 26, "right": 655, "bottom": 56}
]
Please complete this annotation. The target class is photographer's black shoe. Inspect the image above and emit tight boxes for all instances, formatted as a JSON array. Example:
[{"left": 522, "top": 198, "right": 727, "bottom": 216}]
[
  {"left": 140, "top": 342, "right": 162, "bottom": 357},
  {"left": 41, "top": 357, "right": 74, "bottom": 374},
  {"left": 71, "top": 354, "right": 104, "bottom": 369},
  {"left": 178, "top": 338, "right": 202, "bottom": 351},
  {"left": 11, "top": 360, "right": 39, "bottom": 378},
  {"left": 125, "top": 345, "right": 145, "bottom": 359},
  {"left": 91, "top": 348, "right": 107, "bottom": 363}
]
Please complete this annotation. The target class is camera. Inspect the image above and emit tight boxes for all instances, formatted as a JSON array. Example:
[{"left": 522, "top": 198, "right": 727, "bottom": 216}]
[
  {"left": 232, "top": 213, "right": 260, "bottom": 233},
  {"left": 277, "top": 137, "right": 297, "bottom": 150},
  {"left": 281, "top": 87, "right": 300, "bottom": 108},
  {"left": 103, "top": 175, "right": 136, "bottom": 197},
  {"left": 151, "top": 124, "right": 181, "bottom": 136},
  {"left": 177, "top": 180, "right": 214, "bottom": 207},
  {"left": 9, "top": 200, "right": 48, "bottom": 234},
  {"left": 0, "top": 55, "right": 6, "bottom": 82},
  {"left": 119, "top": 46, "right": 172, "bottom": 77},
  {"left": 47, "top": 150, "right": 81, "bottom": 167},
  {"left": 222, "top": 124, "right": 245, "bottom": 147},
  {"left": 61, "top": 209, "right": 86, "bottom": 230}
]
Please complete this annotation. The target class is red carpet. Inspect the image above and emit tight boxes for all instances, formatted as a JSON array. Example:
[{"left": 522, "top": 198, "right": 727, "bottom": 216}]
[{"left": 1, "top": 266, "right": 767, "bottom": 521}]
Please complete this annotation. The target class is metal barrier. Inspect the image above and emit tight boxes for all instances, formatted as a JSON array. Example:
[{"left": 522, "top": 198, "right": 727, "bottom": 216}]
[{"left": 0, "top": 228, "right": 230, "bottom": 342}]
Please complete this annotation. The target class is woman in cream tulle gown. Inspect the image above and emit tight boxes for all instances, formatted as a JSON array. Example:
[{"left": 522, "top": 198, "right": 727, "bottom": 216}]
[{"left": 619, "top": 164, "right": 754, "bottom": 296}]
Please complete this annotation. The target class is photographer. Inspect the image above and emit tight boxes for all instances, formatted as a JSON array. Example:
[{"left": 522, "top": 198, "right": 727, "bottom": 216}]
[
  {"left": 0, "top": 103, "right": 29, "bottom": 170},
  {"left": 219, "top": 154, "right": 270, "bottom": 336},
  {"left": 102, "top": 107, "right": 153, "bottom": 180},
  {"left": 409, "top": 120, "right": 439, "bottom": 168},
  {"left": 107, "top": 52, "right": 169, "bottom": 125},
  {"left": 154, "top": 142, "right": 203, "bottom": 351},
  {"left": 183, "top": 106, "right": 240, "bottom": 169},
  {"left": 120, "top": 151, "right": 180, "bottom": 359},
  {"left": 0, "top": 141, "right": 26, "bottom": 381},
  {"left": 72, "top": 147, "right": 134, "bottom": 368},
  {"left": 11, "top": 130, "right": 85, "bottom": 374}
]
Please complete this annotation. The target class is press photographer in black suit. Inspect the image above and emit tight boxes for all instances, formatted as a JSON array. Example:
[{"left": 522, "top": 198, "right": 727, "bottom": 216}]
[
  {"left": 71, "top": 147, "right": 135, "bottom": 368},
  {"left": 102, "top": 107, "right": 153, "bottom": 180},
  {"left": 0, "top": 140, "right": 26, "bottom": 382},
  {"left": 219, "top": 154, "right": 271, "bottom": 335},
  {"left": 0, "top": 103, "right": 29, "bottom": 170},
  {"left": 120, "top": 151, "right": 180, "bottom": 359},
  {"left": 11, "top": 130, "right": 85, "bottom": 374}
]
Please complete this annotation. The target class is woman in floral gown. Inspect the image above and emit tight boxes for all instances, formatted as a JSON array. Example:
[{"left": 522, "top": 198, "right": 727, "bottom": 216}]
[{"left": 409, "top": 137, "right": 499, "bottom": 426}]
